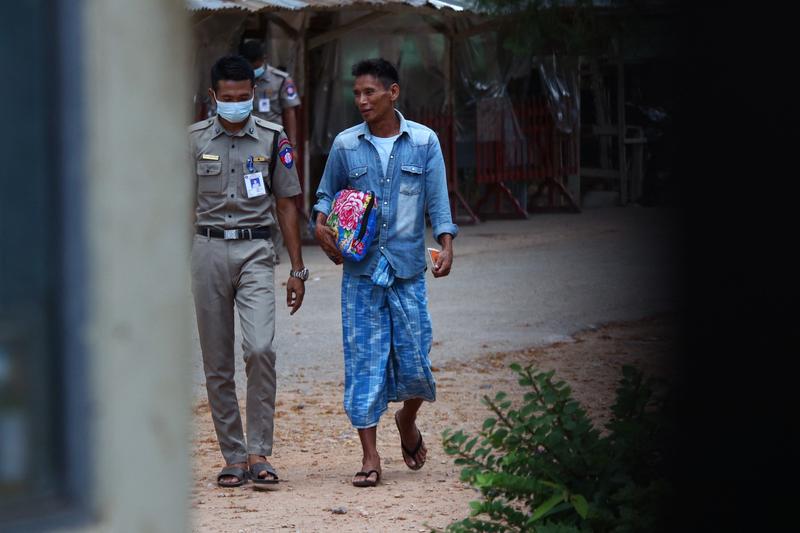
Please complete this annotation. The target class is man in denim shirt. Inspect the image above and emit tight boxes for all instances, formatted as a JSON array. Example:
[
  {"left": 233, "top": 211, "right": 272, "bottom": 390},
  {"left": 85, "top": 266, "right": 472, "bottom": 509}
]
[{"left": 313, "top": 58, "right": 457, "bottom": 487}]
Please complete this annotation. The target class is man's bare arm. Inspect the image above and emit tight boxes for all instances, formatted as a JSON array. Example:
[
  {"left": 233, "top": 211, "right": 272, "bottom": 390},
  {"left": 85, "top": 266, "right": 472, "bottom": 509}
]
[{"left": 276, "top": 196, "right": 305, "bottom": 314}]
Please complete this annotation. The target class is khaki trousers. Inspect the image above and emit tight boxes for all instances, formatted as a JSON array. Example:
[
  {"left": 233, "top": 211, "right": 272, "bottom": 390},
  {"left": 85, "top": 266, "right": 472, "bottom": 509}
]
[{"left": 191, "top": 234, "right": 277, "bottom": 464}]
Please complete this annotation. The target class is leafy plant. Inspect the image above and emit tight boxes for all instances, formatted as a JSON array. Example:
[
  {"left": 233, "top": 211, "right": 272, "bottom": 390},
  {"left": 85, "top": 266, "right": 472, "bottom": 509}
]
[{"left": 441, "top": 364, "right": 674, "bottom": 532}]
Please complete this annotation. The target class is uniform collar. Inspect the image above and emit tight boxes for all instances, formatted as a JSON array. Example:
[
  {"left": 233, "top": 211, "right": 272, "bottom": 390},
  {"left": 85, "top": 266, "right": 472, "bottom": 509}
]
[
  {"left": 359, "top": 109, "right": 410, "bottom": 141},
  {"left": 211, "top": 114, "right": 260, "bottom": 140}
]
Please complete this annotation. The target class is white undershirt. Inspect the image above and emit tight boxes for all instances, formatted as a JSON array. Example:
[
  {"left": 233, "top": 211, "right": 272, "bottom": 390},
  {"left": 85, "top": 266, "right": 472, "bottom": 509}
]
[{"left": 371, "top": 133, "right": 401, "bottom": 177}]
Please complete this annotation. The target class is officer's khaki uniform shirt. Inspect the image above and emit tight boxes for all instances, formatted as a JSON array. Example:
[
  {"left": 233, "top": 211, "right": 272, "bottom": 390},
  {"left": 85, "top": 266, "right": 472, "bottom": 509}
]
[
  {"left": 189, "top": 114, "right": 301, "bottom": 229},
  {"left": 252, "top": 65, "right": 300, "bottom": 125}
]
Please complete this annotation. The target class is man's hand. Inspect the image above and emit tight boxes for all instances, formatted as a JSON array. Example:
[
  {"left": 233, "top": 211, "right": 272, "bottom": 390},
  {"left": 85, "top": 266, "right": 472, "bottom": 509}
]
[
  {"left": 286, "top": 277, "right": 305, "bottom": 315},
  {"left": 432, "top": 233, "right": 454, "bottom": 278},
  {"left": 315, "top": 212, "right": 343, "bottom": 265}
]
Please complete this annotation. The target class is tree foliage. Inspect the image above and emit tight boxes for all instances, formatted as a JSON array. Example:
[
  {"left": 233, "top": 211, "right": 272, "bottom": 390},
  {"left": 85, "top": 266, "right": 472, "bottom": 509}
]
[{"left": 474, "top": 0, "right": 644, "bottom": 58}]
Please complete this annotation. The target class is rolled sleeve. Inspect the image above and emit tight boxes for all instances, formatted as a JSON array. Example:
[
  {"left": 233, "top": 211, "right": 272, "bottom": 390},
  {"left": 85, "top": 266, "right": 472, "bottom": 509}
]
[
  {"left": 424, "top": 134, "right": 459, "bottom": 242},
  {"left": 313, "top": 197, "right": 332, "bottom": 218},
  {"left": 433, "top": 221, "right": 459, "bottom": 242}
]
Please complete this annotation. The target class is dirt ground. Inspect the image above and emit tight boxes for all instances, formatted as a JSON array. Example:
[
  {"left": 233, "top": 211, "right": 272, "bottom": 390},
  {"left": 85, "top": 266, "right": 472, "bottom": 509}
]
[{"left": 190, "top": 313, "right": 678, "bottom": 532}]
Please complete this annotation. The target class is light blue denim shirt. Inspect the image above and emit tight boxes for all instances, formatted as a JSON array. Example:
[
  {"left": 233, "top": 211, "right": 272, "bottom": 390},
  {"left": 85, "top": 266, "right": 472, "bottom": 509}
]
[{"left": 314, "top": 110, "right": 459, "bottom": 279}]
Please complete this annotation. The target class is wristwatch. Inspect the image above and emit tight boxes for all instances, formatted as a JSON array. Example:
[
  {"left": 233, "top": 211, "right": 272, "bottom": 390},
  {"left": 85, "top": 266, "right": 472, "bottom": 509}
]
[{"left": 289, "top": 267, "right": 309, "bottom": 281}]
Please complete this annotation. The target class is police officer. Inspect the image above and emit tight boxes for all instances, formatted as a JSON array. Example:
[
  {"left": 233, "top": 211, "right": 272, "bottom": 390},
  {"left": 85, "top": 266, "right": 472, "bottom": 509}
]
[
  {"left": 239, "top": 40, "right": 301, "bottom": 262},
  {"left": 239, "top": 40, "right": 300, "bottom": 144},
  {"left": 189, "top": 55, "right": 308, "bottom": 489}
]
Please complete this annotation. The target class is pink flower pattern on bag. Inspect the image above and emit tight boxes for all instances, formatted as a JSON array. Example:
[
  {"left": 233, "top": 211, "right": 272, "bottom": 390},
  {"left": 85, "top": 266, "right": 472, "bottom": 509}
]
[
  {"left": 332, "top": 190, "right": 366, "bottom": 231},
  {"left": 326, "top": 189, "right": 377, "bottom": 262}
]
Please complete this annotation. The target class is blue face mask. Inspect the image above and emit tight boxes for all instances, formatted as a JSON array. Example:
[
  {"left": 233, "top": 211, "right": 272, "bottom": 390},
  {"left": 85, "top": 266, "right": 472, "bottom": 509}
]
[
  {"left": 253, "top": 65, "right": 265, "bottom": 78},
  {"left": 214, "top": 92, "right": 253, "bottom": 123}
]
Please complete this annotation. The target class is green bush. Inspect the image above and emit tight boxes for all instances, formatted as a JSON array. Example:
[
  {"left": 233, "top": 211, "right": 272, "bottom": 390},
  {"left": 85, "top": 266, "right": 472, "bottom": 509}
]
[{"left": 441, "top": 364, "right": 674, "bottom": 532}]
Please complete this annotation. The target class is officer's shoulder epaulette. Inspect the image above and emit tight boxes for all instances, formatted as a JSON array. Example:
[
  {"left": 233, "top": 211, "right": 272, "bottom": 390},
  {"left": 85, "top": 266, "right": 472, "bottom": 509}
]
[
  {"left": 267, "top": 65, "right": 289, "bottom": 78},
  {"left": 253, "top": 116, "right": 284, "bottom": 133},
  {"left": 188, "top": 118, "right": 214, "bottom": 133}
]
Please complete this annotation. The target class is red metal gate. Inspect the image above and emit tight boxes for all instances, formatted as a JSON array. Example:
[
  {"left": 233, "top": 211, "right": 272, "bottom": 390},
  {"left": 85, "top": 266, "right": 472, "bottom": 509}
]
[
  {"left": 413, "top": 107, "right": 479, "bottom": 223},
  {"left": 475, "top": 97, "right": 579, "bottom": 216}
]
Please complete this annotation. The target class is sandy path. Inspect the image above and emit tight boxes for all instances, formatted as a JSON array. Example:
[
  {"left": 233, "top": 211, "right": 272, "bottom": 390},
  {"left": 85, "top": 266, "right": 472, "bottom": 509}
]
[{"left": 190, "top": 314, "right": 677, "bottom": 532}]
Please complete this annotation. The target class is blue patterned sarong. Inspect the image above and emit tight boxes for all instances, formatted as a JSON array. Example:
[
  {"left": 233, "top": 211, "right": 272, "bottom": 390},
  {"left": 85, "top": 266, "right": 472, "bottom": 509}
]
[{"left": 341, "top": 255, "right": 437, "bottom": 428}]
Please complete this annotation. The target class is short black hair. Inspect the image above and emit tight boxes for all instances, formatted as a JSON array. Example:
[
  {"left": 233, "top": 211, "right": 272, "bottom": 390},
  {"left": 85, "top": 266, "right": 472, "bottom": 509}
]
[
  {"left": 351, "top": 58, "right": 399, "bottom": 89},
  {"left": 210, "top": 55, "right": 255, "bottom": 91},
  {"left": 238, "top": 40, "right": 264, "bottom": 63}
]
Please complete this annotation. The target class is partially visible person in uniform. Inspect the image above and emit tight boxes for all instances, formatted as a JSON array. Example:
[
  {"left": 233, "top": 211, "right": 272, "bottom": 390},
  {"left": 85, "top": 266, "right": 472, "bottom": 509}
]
[
  {"left": 189, "top": 55, "right": 309, "bottom": 489},
  {"left": 313, "top": 58, "right": 457, "bottom": 488},
  {"left": 238, "top": 40, "right": 300, "bottom": 144},
  {"left": 239, "top": 40, "right": 302, "bottom": 263}
]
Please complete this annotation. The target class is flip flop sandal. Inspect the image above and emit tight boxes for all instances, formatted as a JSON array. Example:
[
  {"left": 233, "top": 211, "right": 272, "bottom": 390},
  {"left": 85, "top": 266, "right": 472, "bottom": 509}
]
[
  {"left": 352, "top": 469, "right": 381, "bottom": 487},
  {"left": 217, "top": 465, "right": 249, "bottom": 487},
  {"left": 250, "top": 462, "right": 279, "bottom": 491},
  {"left": 395, "top": 411, "right": 426, "bottom": 471}
]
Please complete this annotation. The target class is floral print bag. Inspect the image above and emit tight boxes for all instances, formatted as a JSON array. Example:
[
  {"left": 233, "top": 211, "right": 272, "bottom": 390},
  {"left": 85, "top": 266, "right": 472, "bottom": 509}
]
[{"left": 326, "top": 189, "right": 378, "bottom": 261}]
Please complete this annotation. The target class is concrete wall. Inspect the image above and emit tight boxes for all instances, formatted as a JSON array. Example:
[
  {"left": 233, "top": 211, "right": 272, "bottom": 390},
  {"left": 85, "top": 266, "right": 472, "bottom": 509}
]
[{"left": 63, "top": 1, "right": 192, "bottom": 531}]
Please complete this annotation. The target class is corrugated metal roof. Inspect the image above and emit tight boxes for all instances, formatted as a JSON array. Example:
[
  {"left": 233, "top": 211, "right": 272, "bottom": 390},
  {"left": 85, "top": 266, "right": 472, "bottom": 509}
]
[
  {"left": 186, "top": 0, "right": 473, "bottom": 12},
  {"left": 184, "top": 1, "right": 635, "bottom": 14}
]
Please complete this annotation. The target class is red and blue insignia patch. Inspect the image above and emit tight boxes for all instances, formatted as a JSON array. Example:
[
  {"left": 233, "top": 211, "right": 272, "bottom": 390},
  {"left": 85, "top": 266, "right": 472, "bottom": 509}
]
[
  {"left": 278, "top": 138, "right": 294, "bottom": 169},
  {"left": 285, "top": 81, "right": 297, "bottom": 99}
]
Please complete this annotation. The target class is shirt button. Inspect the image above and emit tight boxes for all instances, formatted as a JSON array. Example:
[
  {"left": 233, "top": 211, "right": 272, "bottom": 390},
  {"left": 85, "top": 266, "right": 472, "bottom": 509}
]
[
  {"left": 383, "top": 223, "right": 387, "bottom": 227},
  {"left": 231, "top": 144, "right": 235, "bottom": 148},
  {"left": 230, "top": 194, "right": 234, "bottom": 198},
  {"left": 384, "top": 201, "right": 388, "bottom": 205},
  {"left": 231, "top": 168, "right": 235, "bottom": 173},
  {"left": 390, "top": 155, "right": 394, "bottom": 159},
  {"left": 380, "top": 246, "right": 384, "bottom": 249}
]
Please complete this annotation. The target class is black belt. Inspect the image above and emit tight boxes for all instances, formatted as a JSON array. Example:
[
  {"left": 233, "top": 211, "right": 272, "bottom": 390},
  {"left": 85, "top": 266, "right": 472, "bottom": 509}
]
[{"left": 197, "top": 226, "right": 271, "bottom": 240}]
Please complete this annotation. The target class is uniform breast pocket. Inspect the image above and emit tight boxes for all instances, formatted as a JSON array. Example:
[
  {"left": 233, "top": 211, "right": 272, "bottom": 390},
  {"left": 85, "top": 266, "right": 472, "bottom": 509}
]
[
  {"left": 399, "top": 163, "right": 424, "bottom": 196},
  {"left": 347, "top": 166, "right": 368, "bottom": 188},
  {"left": 196, "top": 161, "right": 223, "bottom": 194}
]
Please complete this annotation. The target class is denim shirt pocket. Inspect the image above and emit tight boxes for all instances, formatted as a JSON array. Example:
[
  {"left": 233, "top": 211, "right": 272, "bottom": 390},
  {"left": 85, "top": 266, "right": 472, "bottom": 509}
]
[
  {"left": 347, "top": 165, "right": 368, "bottom": 189},
  {"left": 399, "top": 163, "right": 423, "bottom": 195}
]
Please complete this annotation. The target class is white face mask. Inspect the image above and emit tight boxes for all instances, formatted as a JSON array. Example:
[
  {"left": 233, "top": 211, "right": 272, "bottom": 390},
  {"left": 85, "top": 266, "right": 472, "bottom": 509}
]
[{"left": 214, "top": 91, "right": 253, "bottom": 123}]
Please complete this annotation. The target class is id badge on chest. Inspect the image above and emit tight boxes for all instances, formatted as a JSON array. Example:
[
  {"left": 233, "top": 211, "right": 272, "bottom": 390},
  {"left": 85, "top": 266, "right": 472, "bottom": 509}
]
[
  {"left": 258, "top": 98, "right": 270, "bottom": 113},
  {"left": 244, "top": 171, "right": 267, "bottom": 198}
]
